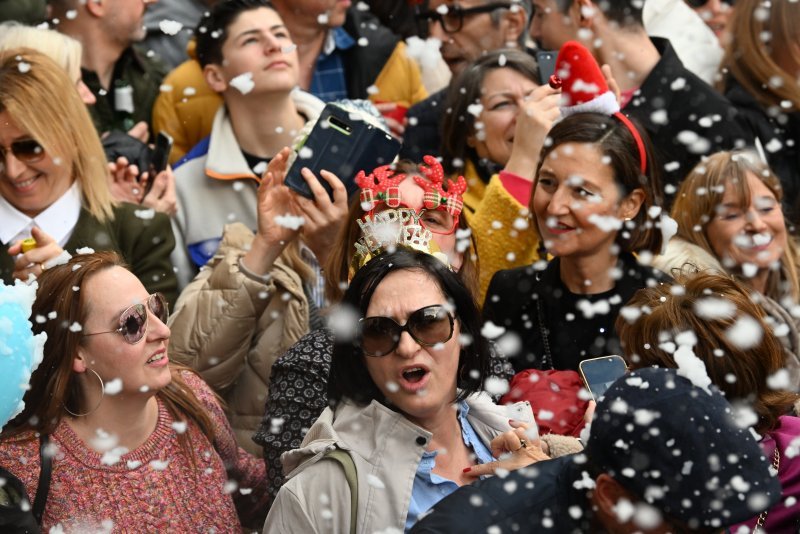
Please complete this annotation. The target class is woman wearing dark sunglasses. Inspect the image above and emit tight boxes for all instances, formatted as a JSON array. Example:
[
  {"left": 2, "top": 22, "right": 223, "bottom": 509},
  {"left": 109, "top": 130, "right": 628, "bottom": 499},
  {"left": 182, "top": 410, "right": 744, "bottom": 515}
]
[
  {"left": 0, "top": 251, "right": 269, "bottom": 531},
  {"left": 0, "top": 49, "right": 178, "bottom": 304},
  {"left": 265, "top": 248, "right": 581, "bottom": 532}
]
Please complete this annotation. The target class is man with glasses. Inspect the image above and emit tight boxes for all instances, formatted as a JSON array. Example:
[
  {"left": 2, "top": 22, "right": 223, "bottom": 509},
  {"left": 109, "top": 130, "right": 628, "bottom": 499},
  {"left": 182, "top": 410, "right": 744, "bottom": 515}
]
[
  {"left": 527, "top": 0, "right": 751, "bottom": 206},
  {"left": 400, "top": 0, "right": 532, "bottom": 161}
]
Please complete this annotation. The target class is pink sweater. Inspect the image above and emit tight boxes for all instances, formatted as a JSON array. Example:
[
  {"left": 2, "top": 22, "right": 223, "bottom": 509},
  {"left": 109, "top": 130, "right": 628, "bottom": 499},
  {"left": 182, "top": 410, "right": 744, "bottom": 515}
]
[{"left": 0, "top": 372, "right": 268, "bottom": 532}]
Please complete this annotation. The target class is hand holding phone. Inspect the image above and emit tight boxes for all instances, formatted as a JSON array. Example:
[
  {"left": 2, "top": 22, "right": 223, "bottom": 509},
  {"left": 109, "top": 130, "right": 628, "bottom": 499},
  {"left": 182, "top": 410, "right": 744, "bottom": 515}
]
[
  {"left": 144, "top": 132, "right": 173, "bottom": 199},
  {"left": 579, "top": 355, "right": 628, "bottom": 401},
  {"left": 285, "top": 104, "right": 401, "bottom": 201}
]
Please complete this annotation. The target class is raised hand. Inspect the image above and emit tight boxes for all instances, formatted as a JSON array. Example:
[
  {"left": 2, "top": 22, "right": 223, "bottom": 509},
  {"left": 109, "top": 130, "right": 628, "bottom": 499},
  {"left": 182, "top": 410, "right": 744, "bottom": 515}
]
[
  {"left": 140, "top": 166, "right": 178, "bottom": 216},
  {"left": 504, "top": 84, "right": 562, "bottom": 181},
  {"left": 108, "top": 156, "right": 145, "bottom": 204},
  {"left": 293, "top": 167, "right": 349, "bottom": 267},
  {"left": 242, "top": 147, "right": 302, "bottom": 276}
]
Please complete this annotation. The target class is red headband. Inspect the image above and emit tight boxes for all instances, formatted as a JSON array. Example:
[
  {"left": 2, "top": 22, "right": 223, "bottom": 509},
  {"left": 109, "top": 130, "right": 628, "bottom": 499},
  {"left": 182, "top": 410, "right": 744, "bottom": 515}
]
[{"left": 613, "top": 112, "right": 647, "bottom": 175}]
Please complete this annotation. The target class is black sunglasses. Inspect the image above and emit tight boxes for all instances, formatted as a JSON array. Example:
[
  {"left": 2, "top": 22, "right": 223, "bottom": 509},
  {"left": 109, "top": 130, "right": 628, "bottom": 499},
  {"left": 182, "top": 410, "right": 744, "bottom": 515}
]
[
  {"left": 359, "top": 304, "right": 455, "bottom": 357},
  {"left": 83, "top": 293, "right": 169, "bottom": 344},
  {"left": 416, "top": 2, "right": 514, "bottom": 34},
  {"left": 0, "top": 138, "right": 45, "bottom": 164},
  {"left": 684, "top": 0, "right": 732, "bottom": 7}
]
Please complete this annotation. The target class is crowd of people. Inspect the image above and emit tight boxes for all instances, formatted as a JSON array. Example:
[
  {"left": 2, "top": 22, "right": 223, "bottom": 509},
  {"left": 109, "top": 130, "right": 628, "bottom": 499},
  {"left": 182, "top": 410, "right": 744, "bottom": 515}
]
[{"left": 0, "top": 0, "right": 798, "bottom": 532}]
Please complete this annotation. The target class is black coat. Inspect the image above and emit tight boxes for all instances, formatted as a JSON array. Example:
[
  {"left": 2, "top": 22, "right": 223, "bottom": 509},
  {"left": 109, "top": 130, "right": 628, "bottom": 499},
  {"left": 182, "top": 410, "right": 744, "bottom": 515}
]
[
  {"left": 341, "top": 7, "right": 401, "bottom": 100},
  {"left": 724, "top": 78, "right": 800, "bottom": 224},
  {"left": 400, "top": 89, "right": 446, "bottom": 161},
  {"left": 410, "top": 455, "right": 591, "bottom": 533},
  {"left": 483, "top": 253, "right": 668, "bottom": 374},
  {"left": 624, "top": 38, "right": 752, "bottom": 207}
]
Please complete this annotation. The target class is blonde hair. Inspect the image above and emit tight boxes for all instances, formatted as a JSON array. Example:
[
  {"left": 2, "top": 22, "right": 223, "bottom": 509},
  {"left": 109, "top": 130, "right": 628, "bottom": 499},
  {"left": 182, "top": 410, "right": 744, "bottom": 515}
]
[
  {"left": 719, "top": 0, "right": 800, "bottom": 111},
  {"left": 671, "top": 150, "right": 800, "bottom": 301},
  {"left": 0, "top": 22, "right": 84, "bottom": 83},
  {"left": 0, "top": 48, "right": 115, "bottom": 221}
]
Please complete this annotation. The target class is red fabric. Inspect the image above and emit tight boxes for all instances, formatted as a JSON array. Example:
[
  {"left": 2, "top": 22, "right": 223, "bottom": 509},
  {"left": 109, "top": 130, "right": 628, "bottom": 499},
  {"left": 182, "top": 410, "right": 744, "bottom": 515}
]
[
  {"left": 500, "top": 369, "right": 589, "bottom": 437},
  {"left": 498, "top": 170, "right": 533, "bottom": 206},
  {"left": 555, "top": 41, "right": 612, "bottom": 108}
]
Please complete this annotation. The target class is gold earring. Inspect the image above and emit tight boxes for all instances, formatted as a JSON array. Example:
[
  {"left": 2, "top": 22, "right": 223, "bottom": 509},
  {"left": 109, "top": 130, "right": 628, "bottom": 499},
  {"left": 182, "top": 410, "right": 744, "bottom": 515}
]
[{"left": 64, "top": 368, "right": 105, "bottom": 417}]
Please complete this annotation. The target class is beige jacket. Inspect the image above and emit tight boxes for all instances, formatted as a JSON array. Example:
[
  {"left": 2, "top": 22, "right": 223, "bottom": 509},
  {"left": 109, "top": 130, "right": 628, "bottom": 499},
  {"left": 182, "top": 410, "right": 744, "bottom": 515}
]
[
  {"left": 655, "top": 237, "right": 800, "bottom": 385},
  {"left": 263, "top": 393, "right": 581, "bottom": 533},
  {"left": 169, "top": 223, "right": 310, "bottom": 454}
]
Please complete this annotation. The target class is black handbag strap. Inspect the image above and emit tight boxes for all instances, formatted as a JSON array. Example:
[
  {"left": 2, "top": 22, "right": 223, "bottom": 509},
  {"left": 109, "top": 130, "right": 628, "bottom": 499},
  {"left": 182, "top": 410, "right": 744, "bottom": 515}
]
[{"left": 33, "top": 434, "right": 51, "bottom": 525}]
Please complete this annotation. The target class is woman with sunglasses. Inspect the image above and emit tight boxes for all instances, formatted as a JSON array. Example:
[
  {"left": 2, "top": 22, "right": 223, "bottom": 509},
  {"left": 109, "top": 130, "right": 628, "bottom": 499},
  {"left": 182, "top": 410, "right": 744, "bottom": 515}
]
[
  {"left": 264, "top": 248, "right": 582, "bottom": 532},
  {"left": 251, "top": 157, "right": 523, "bottom": 504},
  {"left": 718, "top": 0, "right": 800, "bottom": 223},
  {"left": 440, "top": 49, "right": 562, "bottom": 299},
  {"left": 0, "top": 49, "right": 178, "bottom": 304},
  {"left": 483, "top": 112, "right": 669, "bottom": 374},
  {"left": 0, "top": 251, "right": 268, "bottom": 531}
]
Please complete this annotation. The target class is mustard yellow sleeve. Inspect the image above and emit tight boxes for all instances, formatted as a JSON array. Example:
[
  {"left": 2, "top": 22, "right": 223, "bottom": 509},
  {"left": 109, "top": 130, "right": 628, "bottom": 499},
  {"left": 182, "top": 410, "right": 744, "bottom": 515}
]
[
  {"left": 466, "top": 175, "right": 540, "bottom": 303},
  {"left": 369, "top": 42, "right": 428, "bottom": 107}
]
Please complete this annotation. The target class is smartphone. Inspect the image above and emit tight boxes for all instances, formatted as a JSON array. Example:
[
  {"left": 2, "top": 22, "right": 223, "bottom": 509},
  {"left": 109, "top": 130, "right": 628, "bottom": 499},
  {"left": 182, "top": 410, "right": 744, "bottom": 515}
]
[
  {"left": 285, "top": 104, "right": 401, "bottom": 200},
  {"left": 143, "top": 132, "right": 173, "bottom": 199},
  {"left": 579, "top": 355, "right": 628, "bottom": 401},
  {"left": 535, "top": 50, "right": 557, "bottom": 86}
]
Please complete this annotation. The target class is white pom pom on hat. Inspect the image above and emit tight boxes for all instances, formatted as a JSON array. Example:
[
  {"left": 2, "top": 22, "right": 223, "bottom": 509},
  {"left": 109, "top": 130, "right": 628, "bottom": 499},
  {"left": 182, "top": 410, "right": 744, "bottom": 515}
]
[{"left": 555, "top": 40, "right": 620, "bottom": 117}]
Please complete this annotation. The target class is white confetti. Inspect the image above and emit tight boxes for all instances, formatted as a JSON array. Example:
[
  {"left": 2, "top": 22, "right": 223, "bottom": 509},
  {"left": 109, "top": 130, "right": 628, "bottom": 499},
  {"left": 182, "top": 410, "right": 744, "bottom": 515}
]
[
  {"left": 230, "top": 72, "right": 255, "bottom": 95},
  {"left": 274, "top": 213, "right": 305, "bottom": 230},
  {"left": 158, "top": 20, "right": 184, "bottom": 36},
  {"left": 104, "top": 378, "right": 123, "bottom": 395},
  {"left": 366, "top": 474, "right": 386, "bottom": 489},
  {"left": 134, "top": 208, "right": 156, "bottom": 220},
  {"left": 68, "top": 322, "right": 82, "bottom": 332},
  {"left": 17, "top": 62, "right": 30, "bottom": 73},
  {"left": 172, "top": 421, "right": 188, "bottom": 434},
  {"left": 694, "top": 297, "right": 736, "bottom": 320},
  {"left": 725, "top": 315, "right": 763, "bottom": 349}
]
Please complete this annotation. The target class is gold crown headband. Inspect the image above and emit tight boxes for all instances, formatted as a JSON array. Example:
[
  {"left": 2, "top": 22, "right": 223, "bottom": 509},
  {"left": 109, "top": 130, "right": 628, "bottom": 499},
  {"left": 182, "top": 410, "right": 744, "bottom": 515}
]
[{"left": 348, "top": 208, "right": 451, "bottom": 281}]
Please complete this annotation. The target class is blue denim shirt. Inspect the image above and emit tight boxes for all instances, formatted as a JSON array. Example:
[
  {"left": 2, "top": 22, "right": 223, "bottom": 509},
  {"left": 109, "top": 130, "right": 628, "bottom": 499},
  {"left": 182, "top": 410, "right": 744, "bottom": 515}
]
[{"left": 404, "top": 401, "right": 494, "bottom": 530}]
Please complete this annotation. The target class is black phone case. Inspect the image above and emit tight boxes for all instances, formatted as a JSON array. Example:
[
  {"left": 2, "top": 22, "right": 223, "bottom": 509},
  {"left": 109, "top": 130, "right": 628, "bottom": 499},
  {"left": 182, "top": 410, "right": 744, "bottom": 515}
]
[
  {"left": 285, "top": 104, "right": 401, "bottom": 200},
  {"left": 536, "top": 50, "right": 557, "bottom": 86}
]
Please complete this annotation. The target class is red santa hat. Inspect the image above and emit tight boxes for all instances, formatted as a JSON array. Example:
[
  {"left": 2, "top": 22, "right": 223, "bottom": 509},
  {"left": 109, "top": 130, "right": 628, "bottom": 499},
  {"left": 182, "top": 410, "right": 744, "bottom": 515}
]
[
  {"left": 554, "top": 40, "right": 620, "bottom": 117},
  {"left": 551, "top": 40, "right": 647, "bottom": 175}
]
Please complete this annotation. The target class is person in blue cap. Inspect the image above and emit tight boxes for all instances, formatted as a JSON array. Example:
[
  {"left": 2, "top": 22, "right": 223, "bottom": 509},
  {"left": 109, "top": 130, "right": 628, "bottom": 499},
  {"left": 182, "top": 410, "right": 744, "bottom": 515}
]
[{"left": 411, "top": 366, "right": 782, "bottom": 533}]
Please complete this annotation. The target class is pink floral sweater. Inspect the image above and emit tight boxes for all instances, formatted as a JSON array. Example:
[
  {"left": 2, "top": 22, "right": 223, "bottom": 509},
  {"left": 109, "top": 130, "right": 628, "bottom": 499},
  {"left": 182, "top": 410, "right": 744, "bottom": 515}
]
[{"left": 0, "top": 372, "right": 268, "bottom": 532}]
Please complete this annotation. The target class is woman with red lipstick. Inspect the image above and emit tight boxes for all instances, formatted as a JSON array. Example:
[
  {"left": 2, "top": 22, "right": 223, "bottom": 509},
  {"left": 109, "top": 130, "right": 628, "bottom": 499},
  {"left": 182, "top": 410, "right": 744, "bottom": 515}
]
[
  {"left": 483, "top": 112, "right": 669, "bottom": 373},
  {"left": 655, "top": 150, "right": 800, "bottom": 383},
  {"left": 265, "top": 248, "right": 581, "bottom": 532},
  {"left": 0, "top": 49, "right": 178, "bottom": 304},
  {"left": 0, "top": 251, "right": 269, "bottom": 531}
]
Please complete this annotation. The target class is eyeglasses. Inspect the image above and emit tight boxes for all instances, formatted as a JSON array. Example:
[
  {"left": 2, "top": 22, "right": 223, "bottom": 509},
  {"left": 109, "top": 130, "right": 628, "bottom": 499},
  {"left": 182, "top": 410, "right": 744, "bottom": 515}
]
[
  {"left": 371, "top": 204, "right": 459, "bottom": 235},
  {"left": 416, "top": 2, "right": 514, "bottom": 34},
  {"left": 83, "top": 293, "right": 169, "bottom": 344},
  {"left": 683, "top": 0, "right": 732, "bottom": 7},
  {"left": 0, "top": 138, "right": 45, "bottom": 165},
  {"left": 359, "top": 304, "right": 455, "bottom": 357}
]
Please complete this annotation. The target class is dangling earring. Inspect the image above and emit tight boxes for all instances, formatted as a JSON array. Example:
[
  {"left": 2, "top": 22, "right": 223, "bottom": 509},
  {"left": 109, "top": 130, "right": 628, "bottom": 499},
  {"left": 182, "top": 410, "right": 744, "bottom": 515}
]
[{"left": 64, "top": 368, "right": 105, "bottom": 417}]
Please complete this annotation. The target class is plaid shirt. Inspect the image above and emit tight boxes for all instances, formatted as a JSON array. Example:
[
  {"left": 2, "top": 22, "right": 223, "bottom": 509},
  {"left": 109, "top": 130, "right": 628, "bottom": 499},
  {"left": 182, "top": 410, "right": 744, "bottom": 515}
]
[{"left": 310, "top": 27, "right": 356, "bottom": 102}]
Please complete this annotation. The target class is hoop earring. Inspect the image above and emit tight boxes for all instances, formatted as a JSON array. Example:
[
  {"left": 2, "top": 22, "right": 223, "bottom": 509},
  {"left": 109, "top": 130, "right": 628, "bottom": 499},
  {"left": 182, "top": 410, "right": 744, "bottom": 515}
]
[{"left": 64, "top": 368, "right": 105, "bottom": 417}]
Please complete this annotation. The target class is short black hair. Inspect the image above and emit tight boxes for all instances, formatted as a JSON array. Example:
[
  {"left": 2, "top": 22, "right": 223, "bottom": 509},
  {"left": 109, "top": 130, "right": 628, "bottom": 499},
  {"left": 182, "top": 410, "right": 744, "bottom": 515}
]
[
  {"left": 328, "top": 249, "right": 491, "bottom": 406},
  {"left": 555, "top": 0, "right": 644, "bottom": 26},
  {"left": 195, "top": 0, "right": 274, "bottom": 68}
]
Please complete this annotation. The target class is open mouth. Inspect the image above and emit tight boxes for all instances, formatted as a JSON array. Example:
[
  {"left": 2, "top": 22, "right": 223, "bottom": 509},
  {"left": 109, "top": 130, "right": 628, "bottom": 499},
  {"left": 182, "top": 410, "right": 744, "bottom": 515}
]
[
  {"left": 10, "top": 174, "right": 40, "bottom": 191},
  {"left": 403, "top": 367, "right": 427, "bottom": 383},
  {"left": 398, "top": 366, "right": 430, "bottom": 392},
  {"left": 734, "top": 233, "right": 773, "bottom": 250},
  {"left": 544, "top": 217, "right": 575, "bottom": 233}
]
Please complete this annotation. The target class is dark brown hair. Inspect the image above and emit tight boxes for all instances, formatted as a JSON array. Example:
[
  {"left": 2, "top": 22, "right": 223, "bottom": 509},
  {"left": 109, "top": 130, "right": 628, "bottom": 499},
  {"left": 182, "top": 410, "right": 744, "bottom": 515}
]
[
  {"left": 441, "top": 49, "right": 539, "bottom": 177},
  {"left": 532, "top": 112, "right": 664, "bottom": 254},
  {"left": 3, "top": 252, "right": 215, "bottom": 450},
  {"left": 617, "top": 270, "right": 800, "bottom": 434}
]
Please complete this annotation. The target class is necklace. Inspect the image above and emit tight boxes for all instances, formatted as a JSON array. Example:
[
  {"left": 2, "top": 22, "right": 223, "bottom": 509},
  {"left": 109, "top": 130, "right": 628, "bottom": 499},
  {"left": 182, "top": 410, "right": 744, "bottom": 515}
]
[{"left": 753, "top": 446, "right": 780, "bottom": 532}]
